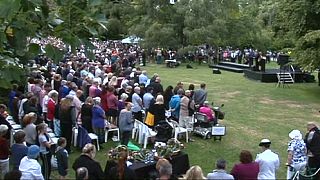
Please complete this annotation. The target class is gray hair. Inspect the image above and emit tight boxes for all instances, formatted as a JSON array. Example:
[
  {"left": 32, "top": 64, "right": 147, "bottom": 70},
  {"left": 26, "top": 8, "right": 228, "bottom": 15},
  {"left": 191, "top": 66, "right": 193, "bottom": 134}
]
[
  {"left": 48, "top": 90, "right": 58, "bottom": 98},
  {"left": 216, "top": 159, "right": 227, "bottom": 169},
  {"left": 0, "top": 124, "right": 8, "bottom": 136},
  {"left": 159, "top": 163, "right": 172, "bottom": 176}
]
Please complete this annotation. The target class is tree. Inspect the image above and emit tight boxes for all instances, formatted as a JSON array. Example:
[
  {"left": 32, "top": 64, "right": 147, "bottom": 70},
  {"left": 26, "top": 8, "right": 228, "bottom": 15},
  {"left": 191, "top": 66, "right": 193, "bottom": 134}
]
[
  {"left": 273, "top": 0, "right": 320, "bottom": 70},
  {"left": 0, "top": 0, "right": 108, "bottom": 88}
]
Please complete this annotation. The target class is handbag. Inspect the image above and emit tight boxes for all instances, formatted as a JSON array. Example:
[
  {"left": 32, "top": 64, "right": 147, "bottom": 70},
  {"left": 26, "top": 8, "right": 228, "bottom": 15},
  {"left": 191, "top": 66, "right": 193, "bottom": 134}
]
[{"left": 145, "top": 112, "right": 155, "bottom": 126}]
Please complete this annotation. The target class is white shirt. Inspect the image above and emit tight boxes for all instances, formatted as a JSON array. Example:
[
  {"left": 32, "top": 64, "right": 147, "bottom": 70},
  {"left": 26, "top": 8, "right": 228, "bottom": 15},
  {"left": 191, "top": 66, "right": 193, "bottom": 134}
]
[
  {"left": 19, "top": 156, "right": 44, "bottom": 180},
  {"left": 42, "top": 94, "right": 49, "bottom": 113},
  {"left": 255, "top": 149, "right": 280, "bottom": 180}
]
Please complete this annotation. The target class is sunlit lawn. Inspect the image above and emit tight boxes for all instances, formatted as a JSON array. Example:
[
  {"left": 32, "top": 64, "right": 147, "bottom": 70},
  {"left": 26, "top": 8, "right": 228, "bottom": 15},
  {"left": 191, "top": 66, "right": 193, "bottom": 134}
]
[{"left": 55, "top": 62, "right": 320, "bottom": 179}]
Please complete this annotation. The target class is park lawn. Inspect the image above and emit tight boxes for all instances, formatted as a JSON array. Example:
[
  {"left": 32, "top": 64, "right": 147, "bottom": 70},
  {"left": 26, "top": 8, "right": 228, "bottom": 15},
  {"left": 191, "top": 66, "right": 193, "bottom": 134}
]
[{"left": 55, "top": 62, "right": 320, "bottom": 179}]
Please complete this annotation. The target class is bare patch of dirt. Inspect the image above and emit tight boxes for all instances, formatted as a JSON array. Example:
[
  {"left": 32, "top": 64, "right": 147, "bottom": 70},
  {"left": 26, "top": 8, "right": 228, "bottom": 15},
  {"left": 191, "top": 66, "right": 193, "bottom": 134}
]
[
  {"left": 259, "top": 97, "right": 306, "bottom": 108},
  {"left": 222, "top": 91, "right": 241, "bottom": 98}
]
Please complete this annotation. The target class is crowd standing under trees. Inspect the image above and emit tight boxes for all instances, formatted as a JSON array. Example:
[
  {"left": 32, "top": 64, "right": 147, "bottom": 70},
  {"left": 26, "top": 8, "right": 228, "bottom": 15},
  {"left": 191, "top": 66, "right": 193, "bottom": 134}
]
[{"left": 0, "top": 39, "right": 319, "bottom": 179}]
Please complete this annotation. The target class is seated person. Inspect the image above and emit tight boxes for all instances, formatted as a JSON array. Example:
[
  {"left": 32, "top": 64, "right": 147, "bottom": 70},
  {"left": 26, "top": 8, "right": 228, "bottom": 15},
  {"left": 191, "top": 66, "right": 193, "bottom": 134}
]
[{"left": 199, "top": 101, "right": 216, "bottom": 123}]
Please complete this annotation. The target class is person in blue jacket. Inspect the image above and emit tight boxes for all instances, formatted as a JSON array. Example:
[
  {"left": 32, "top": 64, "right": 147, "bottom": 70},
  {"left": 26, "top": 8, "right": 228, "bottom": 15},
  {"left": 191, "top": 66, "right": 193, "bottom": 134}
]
[{"left": 169, "top": 89, "right": 184, "bottom": 121}]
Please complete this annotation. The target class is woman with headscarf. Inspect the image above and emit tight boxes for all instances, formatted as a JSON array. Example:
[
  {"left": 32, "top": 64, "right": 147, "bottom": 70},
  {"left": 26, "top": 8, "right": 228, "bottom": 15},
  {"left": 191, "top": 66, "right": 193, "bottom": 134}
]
[{"left": 59, "top": 97, "right": 76, "bottom": 153}]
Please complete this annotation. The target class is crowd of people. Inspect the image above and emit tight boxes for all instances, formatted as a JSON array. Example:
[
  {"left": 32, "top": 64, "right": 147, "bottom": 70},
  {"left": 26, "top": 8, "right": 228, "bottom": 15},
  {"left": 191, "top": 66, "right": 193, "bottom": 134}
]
[{"left": 0, "top": 39, "right": 319, "bottom": 180}]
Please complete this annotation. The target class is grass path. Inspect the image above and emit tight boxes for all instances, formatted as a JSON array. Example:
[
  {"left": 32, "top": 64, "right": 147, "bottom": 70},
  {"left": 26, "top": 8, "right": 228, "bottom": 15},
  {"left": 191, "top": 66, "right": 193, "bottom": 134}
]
[{"left": 59, "top": 62, "right": 320, "bottom": 179}]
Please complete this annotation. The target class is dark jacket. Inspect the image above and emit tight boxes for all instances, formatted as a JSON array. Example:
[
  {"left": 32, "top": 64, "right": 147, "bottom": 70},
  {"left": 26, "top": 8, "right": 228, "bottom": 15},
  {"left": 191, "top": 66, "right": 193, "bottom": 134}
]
[
  {"left": 305, "top": 127, "right": 320, "bottom": 157},
  {"left": 56, "top": 147, "right": 68, "bottom": 175},
  {"left": 108, "top": 165, "right": 137, "bottom": 180},
  {"left": 72, "top": 155, "right": 104, "bottom": 180}
]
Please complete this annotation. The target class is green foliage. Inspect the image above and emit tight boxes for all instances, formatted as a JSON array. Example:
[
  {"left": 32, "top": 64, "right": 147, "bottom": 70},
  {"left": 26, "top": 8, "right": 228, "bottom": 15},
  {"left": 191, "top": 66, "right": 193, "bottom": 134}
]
[
  {"left": 0, "top": 0, "right": 108, "bottom": 89},
  {"left": 294, "top": 30, "right": 320, "bottom": 71}
]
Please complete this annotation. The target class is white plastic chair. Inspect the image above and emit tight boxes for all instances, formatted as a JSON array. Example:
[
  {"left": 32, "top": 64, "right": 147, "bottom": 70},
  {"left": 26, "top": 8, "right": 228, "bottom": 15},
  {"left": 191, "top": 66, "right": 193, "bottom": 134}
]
[
  {"left": 131, "top": 119, "right": 140, "bottom": 140},
  {"left": 141, "top": 123, "right": 157, "bottom": 148},
  {"left": 105, "top": 126, "right": 120, "bottom": 142},
  {"left": 169, "top": 120, "right": 188, "bottom": 143},
  {"left": 88, "top": 133, "right": 100, "bottom": 151}
]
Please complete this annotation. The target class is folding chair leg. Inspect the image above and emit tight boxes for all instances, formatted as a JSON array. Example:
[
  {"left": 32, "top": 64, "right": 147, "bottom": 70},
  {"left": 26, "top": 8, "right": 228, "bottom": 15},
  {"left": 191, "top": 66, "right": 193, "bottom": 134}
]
[
  {"left": 144, "top": 135, "right": 148, "bottom": 149},
  {"left": 96, "top": 139, "right": 100, "bottom": 151},
  {"left": 186, "top": 132, "right": 189, "bottom": 143},
  {"left": 105, "top": 131, "right": 108, "bottom": 143}
]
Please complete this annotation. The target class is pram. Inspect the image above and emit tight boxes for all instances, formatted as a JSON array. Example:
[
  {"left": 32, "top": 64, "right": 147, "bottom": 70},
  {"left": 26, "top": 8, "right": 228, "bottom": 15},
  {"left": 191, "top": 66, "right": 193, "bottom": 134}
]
[
  {"left": 154, "top": 120, "right": 174, "bottom": 142},
  {"left": 193, "top": 104, "right": 225, "bottom": 139}
]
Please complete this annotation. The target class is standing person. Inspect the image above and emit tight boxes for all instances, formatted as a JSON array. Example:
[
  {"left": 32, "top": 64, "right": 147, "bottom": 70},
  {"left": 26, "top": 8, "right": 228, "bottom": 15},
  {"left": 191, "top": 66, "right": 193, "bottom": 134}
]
[
  {"left": 207, "top": 159, "right": 234, "bottom": 180},
  {"left": 56, "top": 137, "right": 69, "bottom": 180},
  {"left": 143, "top": 87, "right": 154, "bottom": 114},
  {"left": 72, "top": 143, "right": 105, "bottom": 180},
  {"left": 19, "top": 145, "right": 44, "bottom": 180},
  {"left": 150, "top": 77, "right": 163, "bottom": 96},
  {"left": 169, "top": 89, "right": 183, "bottom": 121},
  {"left": 81, "top": 97, "right": 94, "bottom": 133},
  {"left": 163, "top": 86, "right": 174, "bottom": 110},
  {"left": 37, "top": 123, "right": 54, "bottom": 180},
  {"left": 0, "top": 104, "right": 12, "bottom": 140},
  {"left": 0, "top": 125, "right": 9, "bottom": 179},
  {"left": 304, "top": 122, "right": 320, "bottom": 171},
  {"left": 193, "top": 83, "right": 207, "bottom": 107},
  {"left": 231, "top": 150, "right": 259, "bottom": 180},
  {"left": 118, "top": 93, "right": 128, "bottom": 112},
  {"left": 106, "top": 87, "right": 118, "bottom": 126},
  {"left": 59, "top": 98, "right": 76, "bottom": 153},
  {"left": 131, "top": 87, "right": 143, "bottom": 122},
  {"left": 41, "top": 83, "right": 52, "bottom": 127},
  {"left": 47, "top": 90, "right": 59, "bottom": 132},
  {"left": 119, "top": 103, "right": 134, "bottom": 146},
  {"left": 139, "top": 70, "right": 148, "bottom": 85},
  {"left": 22, "top": 113, "right": 37, "bottom": 146},
  {"left": 179, "top": 90, "right": 195, "bottom": 141},
  {"left": 156, "top": 48, "right": 162, "bottom": 64},
  {"left": 92, "top": 97, "right": 106, "bottom": 144},
  {"left": 255, "top": 139, "right": 280, "bottom": 180},
  {"left": 10, "top": 131, "right": 28, "bottom": 170},
  {"left": 286, "top": 130, "right": 307, "bottom": 179},
  {"left": 149, "top": 95, "right": 166, "bottom": 126}
]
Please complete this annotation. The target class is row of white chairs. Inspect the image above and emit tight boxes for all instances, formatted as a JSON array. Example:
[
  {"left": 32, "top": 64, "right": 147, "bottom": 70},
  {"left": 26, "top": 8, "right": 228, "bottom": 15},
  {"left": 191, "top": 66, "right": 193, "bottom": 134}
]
[
  {"left": 72, "top": 122, "right": 120, "bottom": 151},
  {"left": 132, "top": 119, "right": 190, "bottom": 149}
]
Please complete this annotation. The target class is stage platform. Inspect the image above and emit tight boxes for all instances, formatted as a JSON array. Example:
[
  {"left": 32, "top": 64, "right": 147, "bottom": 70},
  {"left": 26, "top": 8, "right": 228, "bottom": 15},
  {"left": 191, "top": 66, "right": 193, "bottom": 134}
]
[
  {"left": 243, "top": 69, "right": 304, "bottom": 83},
  {"left": 209, "top": 61, "right": 249, "bottom": 73}
]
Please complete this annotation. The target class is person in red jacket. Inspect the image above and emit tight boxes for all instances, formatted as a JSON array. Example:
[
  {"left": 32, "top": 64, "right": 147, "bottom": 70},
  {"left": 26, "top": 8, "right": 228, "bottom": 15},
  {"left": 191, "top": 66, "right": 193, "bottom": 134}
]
[{"left": 47, "top": 90, "right": 59, "bottom": 132}]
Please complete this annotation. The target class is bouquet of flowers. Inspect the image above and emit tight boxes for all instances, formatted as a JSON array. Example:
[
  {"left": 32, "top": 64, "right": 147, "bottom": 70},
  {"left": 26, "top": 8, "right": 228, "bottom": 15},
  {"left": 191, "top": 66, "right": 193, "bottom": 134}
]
[{"left": 155, "top": 138, "right": 184, "bottom": 159}]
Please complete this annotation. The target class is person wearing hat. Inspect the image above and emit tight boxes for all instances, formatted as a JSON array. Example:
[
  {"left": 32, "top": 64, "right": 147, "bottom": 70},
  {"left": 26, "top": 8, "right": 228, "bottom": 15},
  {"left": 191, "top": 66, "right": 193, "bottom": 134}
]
[
  {"left": 0, "top": 124, "right": 9, "bottom": 179},
  {"left": 305, "top": 122, "right": 320, "bottom": 171},
  {"left": 255, "top": 139, "right": 280, "bottom": 179},
  {"left": 19, "top": 145, "right": 44, "bottom": 180},
  {"left": 199, "top": 101, "right": 216, "bottom": 124},
  {"left": 286, "top": 130, "right": 307, "bottom": 179}
]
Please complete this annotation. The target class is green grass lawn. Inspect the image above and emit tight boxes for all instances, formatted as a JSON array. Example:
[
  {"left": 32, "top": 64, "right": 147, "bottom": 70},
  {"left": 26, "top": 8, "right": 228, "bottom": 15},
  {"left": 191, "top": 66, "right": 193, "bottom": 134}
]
[{"left": 56, "top": 62, "right": 320, "bottom": 179}]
